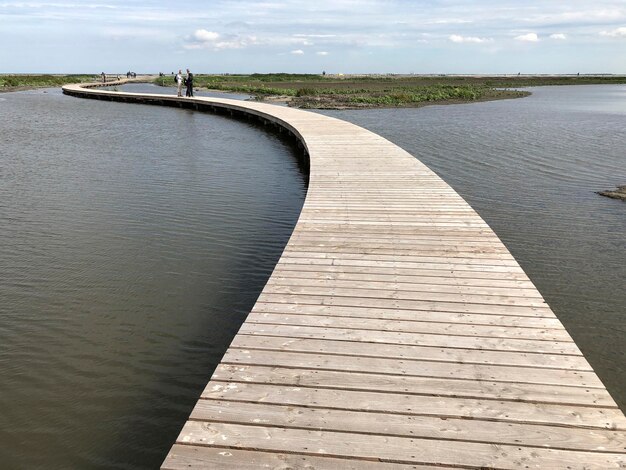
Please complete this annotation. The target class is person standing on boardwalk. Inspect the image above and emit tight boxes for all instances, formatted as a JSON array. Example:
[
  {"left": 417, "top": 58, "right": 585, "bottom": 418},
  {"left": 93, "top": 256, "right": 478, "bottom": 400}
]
[
  {"left": 175, "top": 69, "right": 184, "bottom": 97},
  {"left": 101, "top": 72, "right": 106, "bottom": 83},
  {"left": 185, "top": 68, "right": 194, "bottom": 97}
]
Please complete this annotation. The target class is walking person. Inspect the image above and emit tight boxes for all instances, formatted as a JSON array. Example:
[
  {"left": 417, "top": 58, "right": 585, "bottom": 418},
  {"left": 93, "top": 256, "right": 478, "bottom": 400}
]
[
  {"left": 185, "top": 68, "right": 194, "bottom": 97},
  {"left": 101, "top": 72, "right": 106, "bottom": 83},
  {"left": 175, "top": 69, "right": 184, "bottom": 97}
]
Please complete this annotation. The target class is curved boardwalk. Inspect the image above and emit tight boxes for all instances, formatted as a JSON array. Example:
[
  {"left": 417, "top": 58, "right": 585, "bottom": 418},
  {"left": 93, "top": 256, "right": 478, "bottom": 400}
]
[{"left": 63, "top": 83, "right": 626, "bottom": 469}]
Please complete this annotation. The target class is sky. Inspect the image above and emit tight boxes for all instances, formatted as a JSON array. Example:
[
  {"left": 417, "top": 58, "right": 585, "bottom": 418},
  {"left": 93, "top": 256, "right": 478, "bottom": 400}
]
[{"left": 1, "top": 0, "right": 625, "bottom": 74}]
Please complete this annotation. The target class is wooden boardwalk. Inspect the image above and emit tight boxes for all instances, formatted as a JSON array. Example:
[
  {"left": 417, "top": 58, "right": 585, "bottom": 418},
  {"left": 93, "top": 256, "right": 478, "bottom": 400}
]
[{"left": 63, "top": 83, "right": 626, "bottom": 469}]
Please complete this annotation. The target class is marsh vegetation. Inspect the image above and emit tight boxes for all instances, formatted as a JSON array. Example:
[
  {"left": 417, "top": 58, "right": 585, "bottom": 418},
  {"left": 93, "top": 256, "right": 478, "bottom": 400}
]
[
  {"left": 0, "top": 74, "right": 96, "bottom": 91},
  {"left": 154, "top": 73, "right": 626, "bottom": 109}
]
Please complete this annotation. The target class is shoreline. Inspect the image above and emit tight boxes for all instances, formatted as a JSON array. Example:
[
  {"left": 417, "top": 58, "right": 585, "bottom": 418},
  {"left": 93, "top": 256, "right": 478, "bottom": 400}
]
[
  {"left": 152, "top": 73, "right": 626, "bottom": 110},
  {"left": 0, "top": 85, "right": 46, "bottom": 93},
  {"left": 153, "top": 84, "right": 531, "bottom": 110}
]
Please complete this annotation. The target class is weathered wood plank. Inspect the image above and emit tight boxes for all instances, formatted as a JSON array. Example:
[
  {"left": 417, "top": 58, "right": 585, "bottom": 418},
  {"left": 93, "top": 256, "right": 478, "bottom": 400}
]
[
  {"left": 231, "top": 335, "right": 593, "bottom": 370},
  {"left": 273, "top": 263, "right": 535, "bottom": 283},
  {"left": 189, "top": 400, "right": 626, "bottom": 453},
  {"left": 176, "top": 422, "right": 626, "bottom": 468},
  {"left": 251, "top": 302, "right": 559, "bottom": 328},
  {"left": 162, "top": 444, "right": 436, "bottom": 469},
  {"left": 221, "top": 348, "right": 601, "bottom": 388},
  {"left": 246, "top": 312, "right": 570, "bottom": 341},
  {"left": 238, "top": 323, "right": 583, "bottom": 354},
  {"left": 257, "top": 293, "right": 554, "bottom": 319},
  {"left": 212, "top": 364, "right": 614, "bottom": 406},
  {"left": 201, "top": 382, "right": 626, "bottom": 429}
]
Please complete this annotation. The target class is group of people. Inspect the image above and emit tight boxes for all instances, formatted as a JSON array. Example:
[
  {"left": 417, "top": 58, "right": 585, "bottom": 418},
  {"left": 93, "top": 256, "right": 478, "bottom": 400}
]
[{"left": 175, "top": 69, "right": 194, "bottom": 97}]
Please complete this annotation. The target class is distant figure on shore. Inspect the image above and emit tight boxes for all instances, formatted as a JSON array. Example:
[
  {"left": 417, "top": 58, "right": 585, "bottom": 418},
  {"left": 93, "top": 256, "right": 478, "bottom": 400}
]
[
  {"left": 101, "top": 72, "right": 106, "bottom": 83},
  {"left": 126, "top": 71, "right": 131, "bottom": 79},
  {"left": 175, "top": 69, "right": 184, "bottom": 97},
  {"left": 185, "top": 69, "right": 194, "bottom": 97}
]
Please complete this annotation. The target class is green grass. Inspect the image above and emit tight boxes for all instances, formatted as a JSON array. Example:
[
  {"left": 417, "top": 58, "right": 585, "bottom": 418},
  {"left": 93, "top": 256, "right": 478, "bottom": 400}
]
[
  {"left": 0, "top": 74, "right": 96, "bottom": 88},
  {"left": 152, "top": 73, "right": 626, "bottom": 109}
]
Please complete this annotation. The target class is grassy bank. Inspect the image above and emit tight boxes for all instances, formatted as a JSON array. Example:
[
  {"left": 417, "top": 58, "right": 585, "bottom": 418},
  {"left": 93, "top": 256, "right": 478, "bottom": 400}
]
[
  {"left": 0, "top": 74, "right": 97, "bottom": 91},
  {"left": 154, "top": 73, "right": 625, "bottom": 109}
]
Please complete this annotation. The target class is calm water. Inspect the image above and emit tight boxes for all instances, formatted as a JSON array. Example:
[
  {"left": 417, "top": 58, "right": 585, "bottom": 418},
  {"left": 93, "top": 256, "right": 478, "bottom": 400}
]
[
  {"left": 1, "top": 84, "right": 625, "bottom": 469},
  {"left": 321, "top": 84, "right": 626, "bottom": 411},
  {"left": 0, "top": 87, "right": 306, "bottom": 469}
]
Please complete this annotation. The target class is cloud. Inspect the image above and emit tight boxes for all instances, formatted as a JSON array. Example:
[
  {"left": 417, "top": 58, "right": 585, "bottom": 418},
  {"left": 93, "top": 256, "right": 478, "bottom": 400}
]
[
  {"left": 186, "top": 29, "right": 252, "bottom": 50},
  {"left": 599, "top": 26, "right": 626, "bottom": 37},
  {"left": 515, "top": 32, "right": 539, "bottom": 42},
  {"left": 193, "top": 29, "right": 219, "bottom": 42},
  {"left": 549, "top": 33, "right": 566, "bottom": 40},
  {"left": 291, "top": 49, "right": 304, "bottom": 54},
  {"left": 316, "top": 51, "right": 329, "bottom": 55},
  {"left": 449, "top": 34, "right": 491, "bottom": 43},
  {"left": 185, "top": 28, "right": 315, "bottom": 50}
]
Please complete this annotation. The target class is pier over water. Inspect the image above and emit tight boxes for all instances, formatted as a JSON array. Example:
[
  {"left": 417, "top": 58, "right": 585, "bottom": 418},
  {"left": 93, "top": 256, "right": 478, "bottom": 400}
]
[{"left": 63, "top": 82, "right": 626, "bottom": 469}]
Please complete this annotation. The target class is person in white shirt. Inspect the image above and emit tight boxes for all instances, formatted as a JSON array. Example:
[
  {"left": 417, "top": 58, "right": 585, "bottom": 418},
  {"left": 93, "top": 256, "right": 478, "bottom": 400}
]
[{"left": 175, "top": 69, "right": 183, "bottom": 97}]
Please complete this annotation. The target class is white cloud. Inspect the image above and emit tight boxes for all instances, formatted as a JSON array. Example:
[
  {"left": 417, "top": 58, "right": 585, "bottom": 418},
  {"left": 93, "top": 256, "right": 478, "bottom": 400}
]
[
  {"left": 549, "top": 33, "right": 567, "bottom": 40},
  {"left": 316, "top": 51, "right": 329, "bottom": 56},
  {"left": 185, "top": 29, "right": 314, "bottom": 50},
  {"left": 599, "top": 26, "right": 626, "bottom": 37},
  {"left": 193, "top": 29, "right": 219, "bottom": 42},
  {"left": 449, "top": 34, "right": 491, "bottom": 43},
  {"left": 515, "top": 32, "right": 539, "bottom": 42},
  {"left": 291, "top": 49, "right": 304, "bottom": 54}
]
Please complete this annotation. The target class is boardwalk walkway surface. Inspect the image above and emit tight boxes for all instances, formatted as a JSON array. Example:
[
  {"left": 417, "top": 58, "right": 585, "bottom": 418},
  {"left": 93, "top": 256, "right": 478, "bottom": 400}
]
[{"left": 63, "top": 82, "right": 626, "bottom": 469}]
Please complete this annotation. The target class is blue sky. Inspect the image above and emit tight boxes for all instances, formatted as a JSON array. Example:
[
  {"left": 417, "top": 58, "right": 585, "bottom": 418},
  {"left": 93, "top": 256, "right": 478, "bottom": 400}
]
[{"left": 1, "top": 0, "right": 625, "bottom": 73}]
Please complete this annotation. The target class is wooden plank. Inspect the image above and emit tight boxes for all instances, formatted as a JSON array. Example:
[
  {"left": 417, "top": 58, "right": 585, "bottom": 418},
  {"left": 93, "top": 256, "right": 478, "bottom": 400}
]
[
  {"left": 269, "top": 268, "right": 538, "bottom": 290},
  {"left": 272, "top": 263, "right": 535, "bottom": 283},
  {"left": 260, "top": 284, "right": 549, "bottom": 308},
  {"left": 190, "top": 400, "right": 626, "bottom": 453},
  {"left": 220, "top": 348, "right": 601, "bottom": 388},
  {"left": 212, "top": 364, "right": 615, "bottom": 406},
  {"left": 251, "top": 302, "right": 559, "bottom": 328},
  {"left": 257, "top": 293, "right": 555, "bottom": 318},
  {"left": 162, "top": 444, "right": 437, "bottom": 469},
  {"left": 245, "top": 312, "right": 571, "bottom": 341},
  {"left": 267, "top": 276, "right": 545, "bottom": 300},
  {"left": 176, "top": 422, "right": 626, "bottom": 468},
  {"left": 201, "top": 382, "right": 626, "bottom": 429},
  {"left": 267, "top": 275, "right": 544, "bottom": 299},
  {"left": 231, "top": 335, "right": 594, "bottom": 370},
  {"left": 278, "top": 257, "right": 526, "bottom": 273},
  {"left": 238, "top": 323, "right": 582, "bottom": 354},
  {"left": 281, "top": 252, "right": 520, "bottom": 267}
]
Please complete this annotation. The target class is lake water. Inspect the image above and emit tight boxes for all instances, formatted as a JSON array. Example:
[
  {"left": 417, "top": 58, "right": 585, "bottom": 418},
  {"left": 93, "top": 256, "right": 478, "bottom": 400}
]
[
  {"left": 0, "top": 84, "right": 625, "bottom": 468},
  {"left": 0, "top": 86, "right": 306, "bottom": 469}
]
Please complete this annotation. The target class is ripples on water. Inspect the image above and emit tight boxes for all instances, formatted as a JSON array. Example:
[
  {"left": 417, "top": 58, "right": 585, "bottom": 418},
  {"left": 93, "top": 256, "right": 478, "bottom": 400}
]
[
  {"left": 321, "top": 84, "right": 626, "bottom": 411},
  {"left": 0, "top": 87, "right": 306, "bottom": 469}
]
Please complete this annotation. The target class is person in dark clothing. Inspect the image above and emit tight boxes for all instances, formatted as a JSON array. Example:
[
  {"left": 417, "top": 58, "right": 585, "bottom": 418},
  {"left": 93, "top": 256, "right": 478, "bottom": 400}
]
[{"left": 185, "top": 69, "right": 194, "bottom": 97}]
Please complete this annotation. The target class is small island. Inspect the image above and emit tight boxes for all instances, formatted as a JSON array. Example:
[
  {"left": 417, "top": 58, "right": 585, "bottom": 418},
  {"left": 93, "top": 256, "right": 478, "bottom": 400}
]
[
  {"left": 597, "top": 185, "right": 626, "bottom": 201},
  {"left": 154, "top": 73, "right": 626, "bottom": 109}
]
